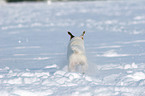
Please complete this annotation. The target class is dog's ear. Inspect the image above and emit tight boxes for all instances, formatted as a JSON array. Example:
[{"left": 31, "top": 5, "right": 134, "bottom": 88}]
[
  {"left": 80, "top": 31, "right": 85, "bottom": 39},
  {"left": 68, "top": 31, "right": 74, "bottom": 39}
]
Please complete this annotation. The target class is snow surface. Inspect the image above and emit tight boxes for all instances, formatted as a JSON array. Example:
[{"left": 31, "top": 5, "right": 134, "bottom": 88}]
[{"left": 0, "top": 0, "right": 145, "bottom": 96}]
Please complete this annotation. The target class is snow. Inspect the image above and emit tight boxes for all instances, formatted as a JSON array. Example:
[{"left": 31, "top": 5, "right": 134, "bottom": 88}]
[
  {"left": 96, "top": 50, "right": 130, "bottom": 57},
  {"left": 0, "top": 0, "right": 145, "bottom": 96},
  {"left": 127, "top": 72, "right": 145, "bottom": 81}
]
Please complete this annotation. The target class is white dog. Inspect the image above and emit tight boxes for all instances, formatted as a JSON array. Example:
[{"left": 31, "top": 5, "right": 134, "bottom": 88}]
[{"left": 67, "top": 31, "right": 88, "bottom": 74}]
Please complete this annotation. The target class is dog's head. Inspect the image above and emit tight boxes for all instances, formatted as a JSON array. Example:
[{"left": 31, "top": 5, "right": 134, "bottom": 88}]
[{"left": 68, "top": 31, "right": 85, "bottom": 40}]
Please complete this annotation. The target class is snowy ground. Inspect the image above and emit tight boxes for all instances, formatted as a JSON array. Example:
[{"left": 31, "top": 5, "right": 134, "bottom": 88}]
[{"left": 0, "top": 0, "right": 145, "bottom": 96}]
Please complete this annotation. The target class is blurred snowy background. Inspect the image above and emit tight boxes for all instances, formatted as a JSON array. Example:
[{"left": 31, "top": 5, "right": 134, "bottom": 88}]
[{"left": 0, "top": 0, "right": 145, "bottom": 96}]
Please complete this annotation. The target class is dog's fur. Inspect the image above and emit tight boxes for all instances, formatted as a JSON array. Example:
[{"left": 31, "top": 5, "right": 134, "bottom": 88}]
[{"left": 67, "top": 31, "right": 88, "bottom": 74}]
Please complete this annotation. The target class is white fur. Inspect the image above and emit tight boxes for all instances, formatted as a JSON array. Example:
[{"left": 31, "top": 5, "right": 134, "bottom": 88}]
[{"left": 67, "top": 37, "right": 88, "bottom": 73}]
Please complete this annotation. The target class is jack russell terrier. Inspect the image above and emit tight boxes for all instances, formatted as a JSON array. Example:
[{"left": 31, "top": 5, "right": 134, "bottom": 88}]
[{"left": 67, "top": 31, "right": 88, "bottom": 74}]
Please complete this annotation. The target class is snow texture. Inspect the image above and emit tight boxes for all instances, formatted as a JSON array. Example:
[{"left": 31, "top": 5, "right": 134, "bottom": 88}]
[{"left": 0, "top": 0, "right": 145, "bottom": 96}]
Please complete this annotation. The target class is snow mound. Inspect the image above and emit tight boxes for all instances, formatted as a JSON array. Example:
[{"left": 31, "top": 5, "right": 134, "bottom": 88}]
[
  {"left": 127, "top": 72, "right": 145, "bottom": 81},
  {"left": 0, "top": 64, "right": 145, "bottom": 96},
  {"left": 96, "top": 50, "right": 130, "bottom": 57}
]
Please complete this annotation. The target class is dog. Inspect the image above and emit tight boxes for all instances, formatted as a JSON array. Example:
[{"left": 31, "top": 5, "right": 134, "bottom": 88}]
[{"left": 67, "top": 31, "right": 88, "bottom": 74}]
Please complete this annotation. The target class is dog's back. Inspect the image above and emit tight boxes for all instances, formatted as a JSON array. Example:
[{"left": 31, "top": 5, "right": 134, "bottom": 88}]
[{"left": 67, "top": 37, "right": 85, "bottom": 55}]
